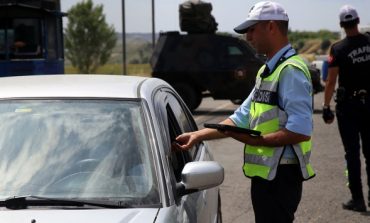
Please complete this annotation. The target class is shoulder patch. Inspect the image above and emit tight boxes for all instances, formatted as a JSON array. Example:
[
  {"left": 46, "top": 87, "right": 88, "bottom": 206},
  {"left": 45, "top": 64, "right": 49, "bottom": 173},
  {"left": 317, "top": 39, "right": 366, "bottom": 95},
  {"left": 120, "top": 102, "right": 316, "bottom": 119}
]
[{"left": 328, "top": 55, "right": 334, "bottom": 64}]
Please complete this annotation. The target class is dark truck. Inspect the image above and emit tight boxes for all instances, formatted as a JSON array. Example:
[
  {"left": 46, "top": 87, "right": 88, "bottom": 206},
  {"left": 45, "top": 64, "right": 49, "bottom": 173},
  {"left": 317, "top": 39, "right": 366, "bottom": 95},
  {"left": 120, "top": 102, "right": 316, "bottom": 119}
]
[
  {"left": 151, "top": 31, "right": 264, "bottom": 110},
  {"left": 150, "top": 31, "right": 323, "bottom": 111},
  {"left": 150, "top": 0, "right": 322, "bottom": 111}
]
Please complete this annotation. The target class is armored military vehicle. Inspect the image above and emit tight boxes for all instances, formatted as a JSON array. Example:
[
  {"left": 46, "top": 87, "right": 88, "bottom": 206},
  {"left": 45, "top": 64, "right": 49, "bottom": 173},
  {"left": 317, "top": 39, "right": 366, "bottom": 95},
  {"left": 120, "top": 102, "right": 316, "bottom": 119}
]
[
  {"left": 151, "top": 31, "right": 264, "bottom": 111},
  {"left": 150, "top": 0, "right": 322, "bottom": 111},
  {"left": 150, "top": 0, "right": 263, "bottom": 110}
]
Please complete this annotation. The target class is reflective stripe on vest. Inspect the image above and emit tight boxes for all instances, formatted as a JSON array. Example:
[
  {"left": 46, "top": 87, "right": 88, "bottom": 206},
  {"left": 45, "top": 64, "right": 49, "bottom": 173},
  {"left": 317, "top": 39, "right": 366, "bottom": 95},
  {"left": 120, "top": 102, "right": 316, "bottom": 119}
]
[{"left": 243, "top": 55, "right": 315, "bottom": 180}]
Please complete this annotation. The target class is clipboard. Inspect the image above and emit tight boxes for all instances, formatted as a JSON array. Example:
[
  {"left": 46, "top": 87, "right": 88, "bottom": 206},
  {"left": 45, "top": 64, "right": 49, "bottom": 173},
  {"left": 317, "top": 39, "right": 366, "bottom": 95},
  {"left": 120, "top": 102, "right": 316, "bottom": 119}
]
[{"left": 204, "top": 123, "right": 261, "bottom": 136}]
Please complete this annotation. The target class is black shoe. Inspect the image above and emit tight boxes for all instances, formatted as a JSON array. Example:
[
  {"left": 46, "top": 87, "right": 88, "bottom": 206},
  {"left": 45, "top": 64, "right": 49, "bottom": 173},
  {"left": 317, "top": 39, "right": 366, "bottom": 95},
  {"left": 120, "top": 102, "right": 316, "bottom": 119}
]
[{"left": 342, "top": 199, "right": 367, "bottom": 212}]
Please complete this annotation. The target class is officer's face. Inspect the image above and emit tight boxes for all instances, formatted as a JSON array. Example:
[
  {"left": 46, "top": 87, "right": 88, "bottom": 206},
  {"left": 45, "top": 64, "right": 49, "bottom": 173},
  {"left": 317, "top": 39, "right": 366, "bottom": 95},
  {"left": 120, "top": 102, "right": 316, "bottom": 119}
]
[{"left": 246, "top": 21, "right": 271, "bottom": 55}]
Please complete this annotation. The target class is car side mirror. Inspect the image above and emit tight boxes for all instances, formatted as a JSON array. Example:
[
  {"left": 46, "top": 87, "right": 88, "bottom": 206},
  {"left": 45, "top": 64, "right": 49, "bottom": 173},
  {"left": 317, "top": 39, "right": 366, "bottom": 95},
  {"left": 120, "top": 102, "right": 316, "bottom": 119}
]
[{"left": 176, "top": 161, "right": 224, "bottom": 197}]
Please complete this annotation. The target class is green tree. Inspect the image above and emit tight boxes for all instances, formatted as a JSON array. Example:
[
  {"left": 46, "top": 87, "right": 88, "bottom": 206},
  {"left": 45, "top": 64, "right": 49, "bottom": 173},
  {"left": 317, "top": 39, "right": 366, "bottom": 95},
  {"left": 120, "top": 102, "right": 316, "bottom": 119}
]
[{"left": 64, "top": 0, "right": 117, "bottom": 74}]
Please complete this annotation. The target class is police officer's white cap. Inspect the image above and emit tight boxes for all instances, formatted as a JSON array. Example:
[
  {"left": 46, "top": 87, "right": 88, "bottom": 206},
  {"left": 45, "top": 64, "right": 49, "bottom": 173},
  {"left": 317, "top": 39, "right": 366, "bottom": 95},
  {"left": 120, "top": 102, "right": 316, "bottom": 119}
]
[
  {"left": 234, "top": 1, "right": 289, "bottom": 34},
  {"left": 339, "top": 5, "right": 359, "bottom": 23}
]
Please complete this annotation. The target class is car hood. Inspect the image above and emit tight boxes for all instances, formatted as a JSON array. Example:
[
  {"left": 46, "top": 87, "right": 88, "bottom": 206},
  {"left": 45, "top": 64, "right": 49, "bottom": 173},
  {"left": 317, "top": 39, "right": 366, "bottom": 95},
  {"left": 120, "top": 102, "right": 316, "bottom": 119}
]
[{"left": 0, "top": 208, "right": 159, "bottom": 223}]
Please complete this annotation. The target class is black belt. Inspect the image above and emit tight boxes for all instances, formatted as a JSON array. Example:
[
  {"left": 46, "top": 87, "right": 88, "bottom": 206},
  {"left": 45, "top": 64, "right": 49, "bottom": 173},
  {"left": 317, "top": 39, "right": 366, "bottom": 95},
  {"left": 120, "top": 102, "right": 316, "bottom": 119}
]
[
  {"left": 336, "top": 87, "right": 368, "bottom": 102},
  {"left": 352, "top": 89, "right": 368, "bottom": 97},
  {"left": 279, "top": 158, "right": 299, "bottom": 165},
  {"left": 342, "top": 89, "right": 369, "bottom": 104}
]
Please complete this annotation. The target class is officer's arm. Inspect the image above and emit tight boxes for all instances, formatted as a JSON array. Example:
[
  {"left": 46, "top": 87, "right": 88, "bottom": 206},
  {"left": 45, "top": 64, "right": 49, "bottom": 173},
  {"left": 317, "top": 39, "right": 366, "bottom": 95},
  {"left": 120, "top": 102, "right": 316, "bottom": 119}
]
[
  {"left": 225, "top": 128, "right": 309, "bottom": 147},
  {"left": 324, "top": 66, "right": 339, "bottom": 106}
]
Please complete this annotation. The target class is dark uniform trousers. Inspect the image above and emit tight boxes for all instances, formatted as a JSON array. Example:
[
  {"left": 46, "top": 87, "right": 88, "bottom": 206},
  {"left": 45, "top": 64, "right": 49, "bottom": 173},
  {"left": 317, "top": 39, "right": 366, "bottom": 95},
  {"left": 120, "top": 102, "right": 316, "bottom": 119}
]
[
  {"left": 251, "top": 164, "right": 303, "bottom": 223},
  {"left": 336, "top": 97, "right": 370, "bottom": 201}
]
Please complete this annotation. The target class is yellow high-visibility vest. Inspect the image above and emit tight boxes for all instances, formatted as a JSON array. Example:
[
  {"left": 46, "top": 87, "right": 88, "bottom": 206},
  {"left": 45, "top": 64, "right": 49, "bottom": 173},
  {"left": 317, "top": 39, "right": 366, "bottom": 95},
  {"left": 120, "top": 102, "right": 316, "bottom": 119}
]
[{"left": 243, "top": 55, "right": 315, "bottom": 180}]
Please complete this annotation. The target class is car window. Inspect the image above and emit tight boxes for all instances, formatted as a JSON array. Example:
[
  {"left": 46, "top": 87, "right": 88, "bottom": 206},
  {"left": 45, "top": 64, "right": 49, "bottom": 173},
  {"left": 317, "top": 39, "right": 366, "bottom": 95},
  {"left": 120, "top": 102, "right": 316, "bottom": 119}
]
[
  {"left": 228, "top": 46, "right": 243, "bottom": 56},
  {"left": 166, "top": 104, "right": 191, "bottom": 182},
  {"left": 0, "top": 99, "right": 160, "bottom": 206},
  {"left": 154, "top": 89, "right": 199, "bottom": 182},
  {"left": 0, "top": 18, "right": 43, "bottom": 59}
]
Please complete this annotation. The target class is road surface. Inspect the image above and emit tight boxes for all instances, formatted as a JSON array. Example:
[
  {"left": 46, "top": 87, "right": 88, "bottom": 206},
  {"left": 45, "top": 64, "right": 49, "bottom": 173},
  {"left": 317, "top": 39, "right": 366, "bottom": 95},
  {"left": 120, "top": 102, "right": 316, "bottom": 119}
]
[{"left": 193, "top": 93, "right": 370, "bottom": 223}]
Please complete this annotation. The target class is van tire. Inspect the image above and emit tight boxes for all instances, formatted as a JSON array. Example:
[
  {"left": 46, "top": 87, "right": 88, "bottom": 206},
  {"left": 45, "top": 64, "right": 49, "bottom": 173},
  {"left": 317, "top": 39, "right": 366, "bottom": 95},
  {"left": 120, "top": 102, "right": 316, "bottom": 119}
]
[{"left": 172, "top": 82, "right": 202, "bottom": 111}]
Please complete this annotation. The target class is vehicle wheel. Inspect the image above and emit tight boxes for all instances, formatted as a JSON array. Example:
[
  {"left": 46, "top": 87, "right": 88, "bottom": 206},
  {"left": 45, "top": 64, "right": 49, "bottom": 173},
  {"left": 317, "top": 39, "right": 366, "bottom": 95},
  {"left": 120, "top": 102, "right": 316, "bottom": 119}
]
[
  {"left": 217, "top": 193, "right": 223, "bottom": 223},
  {"left": 172, "top": 82, "right": 202, "bottom": 111}
]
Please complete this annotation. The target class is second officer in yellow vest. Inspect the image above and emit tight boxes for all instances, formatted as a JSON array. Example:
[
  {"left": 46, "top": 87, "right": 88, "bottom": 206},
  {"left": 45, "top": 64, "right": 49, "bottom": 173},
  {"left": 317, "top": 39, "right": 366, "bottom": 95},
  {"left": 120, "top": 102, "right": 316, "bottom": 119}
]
[{"left": 174, "top": 1, "right": 315, "bottom": 223}]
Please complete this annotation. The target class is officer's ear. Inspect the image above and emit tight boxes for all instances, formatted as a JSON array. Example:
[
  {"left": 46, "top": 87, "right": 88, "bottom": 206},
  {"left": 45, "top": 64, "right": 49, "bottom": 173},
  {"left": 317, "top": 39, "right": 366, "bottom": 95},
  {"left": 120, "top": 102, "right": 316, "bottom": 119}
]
[
  {"left": 270, "top": 20, "right": 288, "bottom": 36},
  {"left": 267, "top": 20, "right": 275, "bottom": 32},
  {"left": 263, "top": 20, "right": 276, "bottom": 36}
]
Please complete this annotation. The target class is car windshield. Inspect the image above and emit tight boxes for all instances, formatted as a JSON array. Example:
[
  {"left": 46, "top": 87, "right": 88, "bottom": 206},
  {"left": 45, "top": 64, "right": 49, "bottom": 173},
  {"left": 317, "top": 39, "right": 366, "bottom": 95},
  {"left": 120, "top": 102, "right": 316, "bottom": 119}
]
[{"left": 0, "top": 99, "right": 159, "bottom": 206}]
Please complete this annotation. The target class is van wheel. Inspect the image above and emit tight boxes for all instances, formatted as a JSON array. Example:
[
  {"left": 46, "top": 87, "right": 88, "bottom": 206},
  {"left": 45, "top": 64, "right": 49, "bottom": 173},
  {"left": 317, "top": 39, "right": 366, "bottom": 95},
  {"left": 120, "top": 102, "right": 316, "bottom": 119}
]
[{"left": 172, "top": 83, "right": 202, "bottom": 111}]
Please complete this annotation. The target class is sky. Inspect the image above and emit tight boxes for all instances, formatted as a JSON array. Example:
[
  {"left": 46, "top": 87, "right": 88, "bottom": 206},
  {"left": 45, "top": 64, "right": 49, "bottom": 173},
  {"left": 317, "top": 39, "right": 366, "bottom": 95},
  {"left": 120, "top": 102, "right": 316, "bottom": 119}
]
[{"left": 60, "top": 0, "right": 370, "bottom": 33}]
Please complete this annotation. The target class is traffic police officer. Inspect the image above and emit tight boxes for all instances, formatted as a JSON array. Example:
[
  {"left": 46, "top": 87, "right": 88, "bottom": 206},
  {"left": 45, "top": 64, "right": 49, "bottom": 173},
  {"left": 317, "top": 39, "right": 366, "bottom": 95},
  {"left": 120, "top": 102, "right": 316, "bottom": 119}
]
[
  {"left": 175, "top": 2, "right": 315, "bottom": 222},
  {"left": 323, "top": 4, "right": 370, "bottom": 212}
]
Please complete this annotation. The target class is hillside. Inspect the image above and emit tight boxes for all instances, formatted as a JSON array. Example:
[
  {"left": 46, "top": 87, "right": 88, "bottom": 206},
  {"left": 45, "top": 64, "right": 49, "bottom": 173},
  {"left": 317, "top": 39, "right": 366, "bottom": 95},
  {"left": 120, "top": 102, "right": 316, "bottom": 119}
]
[
  {"left": 65, "top": 30, "right": 340, "bottom": 75},
  {"left": 65, "top": 33, "right": 155, "bottom": 65},
  {"left": 288, "top": 30, "right": 340, "bottom": 60},
  {"left": 110, "top": 30, "right": 340, "bottom": 64},
  {"left": 109, "top": 33, "right": 155, "bottom": 64}
]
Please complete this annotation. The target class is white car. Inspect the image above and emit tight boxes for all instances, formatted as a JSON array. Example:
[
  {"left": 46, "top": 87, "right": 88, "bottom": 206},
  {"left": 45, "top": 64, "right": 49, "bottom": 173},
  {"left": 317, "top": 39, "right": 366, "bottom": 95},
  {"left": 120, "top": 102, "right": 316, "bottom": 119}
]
[{"left": 0, "top": 75, "right": 224, "bottom": 223}]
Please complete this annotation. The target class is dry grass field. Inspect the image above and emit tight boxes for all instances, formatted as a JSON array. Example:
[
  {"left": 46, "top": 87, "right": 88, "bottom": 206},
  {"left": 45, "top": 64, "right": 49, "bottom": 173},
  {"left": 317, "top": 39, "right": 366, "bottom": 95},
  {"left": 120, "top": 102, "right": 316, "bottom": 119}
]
[{"left": 65, "top": 63, "right": 152, "bottom": 77}]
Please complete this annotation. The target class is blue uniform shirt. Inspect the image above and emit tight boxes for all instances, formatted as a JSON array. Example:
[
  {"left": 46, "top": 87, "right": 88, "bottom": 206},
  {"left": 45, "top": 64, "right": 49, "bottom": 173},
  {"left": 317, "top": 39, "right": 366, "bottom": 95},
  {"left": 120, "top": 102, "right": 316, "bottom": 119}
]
[{"left": 229, "top": 44, "right": 313, "bottom": 158}]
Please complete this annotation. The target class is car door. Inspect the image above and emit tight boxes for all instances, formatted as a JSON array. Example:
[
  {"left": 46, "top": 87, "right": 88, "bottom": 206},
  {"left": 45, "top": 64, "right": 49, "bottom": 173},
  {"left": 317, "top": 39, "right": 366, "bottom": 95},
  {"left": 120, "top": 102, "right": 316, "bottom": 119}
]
[{"left": 153, "top": 86, "right": 219, "bottom": 223}]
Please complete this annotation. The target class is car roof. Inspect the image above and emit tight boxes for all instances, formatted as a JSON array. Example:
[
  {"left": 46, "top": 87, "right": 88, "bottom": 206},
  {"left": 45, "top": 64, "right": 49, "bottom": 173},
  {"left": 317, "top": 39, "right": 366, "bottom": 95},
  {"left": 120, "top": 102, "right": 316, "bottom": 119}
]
[{"left": 0, "top": 74, "right": 167, "bottom": 99}]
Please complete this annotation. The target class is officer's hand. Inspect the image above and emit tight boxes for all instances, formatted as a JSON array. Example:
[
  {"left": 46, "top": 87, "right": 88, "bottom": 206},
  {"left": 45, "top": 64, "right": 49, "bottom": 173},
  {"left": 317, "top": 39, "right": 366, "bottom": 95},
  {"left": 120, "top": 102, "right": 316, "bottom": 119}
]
[
  {"left": 174, "top": 132, "right": 198, "bottom": 151},
  {"left": 322, "top": 105, "right": 335, "bottom": 124}
]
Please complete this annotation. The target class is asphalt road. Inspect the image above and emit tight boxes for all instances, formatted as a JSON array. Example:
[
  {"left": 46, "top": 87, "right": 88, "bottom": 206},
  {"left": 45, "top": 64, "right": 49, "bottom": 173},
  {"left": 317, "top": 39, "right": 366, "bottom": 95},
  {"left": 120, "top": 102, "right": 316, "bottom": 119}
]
[{"left": 193, "top": 93, "right": 370, "bottom": 223}]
